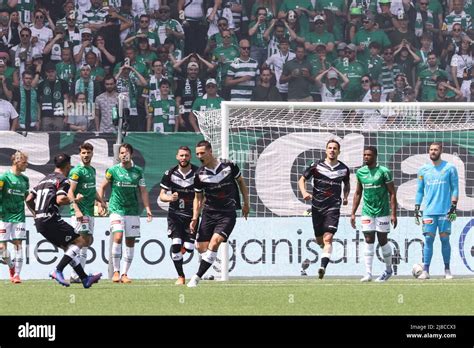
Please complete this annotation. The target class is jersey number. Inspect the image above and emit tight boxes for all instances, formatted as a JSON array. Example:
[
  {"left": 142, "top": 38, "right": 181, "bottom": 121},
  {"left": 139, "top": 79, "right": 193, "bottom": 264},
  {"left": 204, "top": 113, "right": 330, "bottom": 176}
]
[
  {"left": 179, "top": 199, "right": 185, "bottom": 209},
  {"left": 34, "top": 189, "right": 49, "bottom": 212}
]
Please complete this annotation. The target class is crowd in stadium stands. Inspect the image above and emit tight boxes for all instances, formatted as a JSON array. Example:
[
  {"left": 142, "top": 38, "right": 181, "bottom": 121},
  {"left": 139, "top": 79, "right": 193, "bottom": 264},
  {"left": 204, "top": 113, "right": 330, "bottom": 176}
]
[{"left": 0, "top": 0, "right": 473, "bottom": 132}]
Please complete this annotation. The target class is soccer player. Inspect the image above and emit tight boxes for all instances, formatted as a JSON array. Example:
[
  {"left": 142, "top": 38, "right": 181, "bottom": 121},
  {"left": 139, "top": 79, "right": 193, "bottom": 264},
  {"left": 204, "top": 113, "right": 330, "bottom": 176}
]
[
  {"left": 351, "top": 146, "right": 398, "bottom": 282},
  {"left": 299, "top": 140, "right": 350, "bottom": 279},
  {"left": 98, "top": 143, "right": 152, "bottom": 284},
  {"left": 414, "top": 142, "right": 459, "bottom": 280},
  {"left": 68, "top": 142, "right": 107, "bottom": 283},
  {"left": 159, "top": 146, "right": 199, "bottom": 285},
  {"left": 0, "top": 151, "right": 29, "bottom": 283},
  {"left": 187, "top": 140, "right": 249, "bottom": 287},
  {"left": 25, "top": 153, "right": 102, "bottom": 288}
]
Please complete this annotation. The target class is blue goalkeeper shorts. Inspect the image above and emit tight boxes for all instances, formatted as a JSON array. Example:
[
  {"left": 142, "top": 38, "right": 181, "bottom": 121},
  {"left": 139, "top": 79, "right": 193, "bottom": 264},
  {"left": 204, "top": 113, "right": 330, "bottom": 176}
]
[{"left": 422, "top": 215, "right": 451, "bottom": 235}]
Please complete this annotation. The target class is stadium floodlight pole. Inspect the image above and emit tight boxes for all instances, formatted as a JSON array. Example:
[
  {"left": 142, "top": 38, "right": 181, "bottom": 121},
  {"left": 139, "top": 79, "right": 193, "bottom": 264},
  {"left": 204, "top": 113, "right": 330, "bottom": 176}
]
[
  {"left": 216, "top": 102, "right": 230, "bottom": 281},
  {"left": 109, "top": 92, "right": 129, "bottom": 279}
]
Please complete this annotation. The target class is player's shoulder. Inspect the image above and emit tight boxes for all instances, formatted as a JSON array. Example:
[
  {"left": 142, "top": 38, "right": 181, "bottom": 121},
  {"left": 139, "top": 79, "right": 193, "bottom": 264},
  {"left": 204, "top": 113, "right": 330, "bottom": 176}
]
[
  {"left": 190, "top": 164, "right": 200, "bottom": 172},
  {"left": 219, "top": 158, "right": 237, "bottom": 167},
  {"left": 165, "top": 164, "right": 180, "bottom": 175},
  {"left": 377, "top": 164, "right": 392, "bottom": 173},
  {"left": 337, "top": 160, "right": 350, "bottom": 170},
  {"left": 133, "top": 164, "right": 144, "bottom": 173},
  {"left": 443, "top": 160, "right": 457, "bottom": 171}
]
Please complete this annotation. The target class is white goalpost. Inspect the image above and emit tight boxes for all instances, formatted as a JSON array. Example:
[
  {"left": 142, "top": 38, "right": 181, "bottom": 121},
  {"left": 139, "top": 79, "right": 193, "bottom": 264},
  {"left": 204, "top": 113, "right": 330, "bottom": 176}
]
[{"left": 195, "top": 102, "right": 474, "bottom": 280}]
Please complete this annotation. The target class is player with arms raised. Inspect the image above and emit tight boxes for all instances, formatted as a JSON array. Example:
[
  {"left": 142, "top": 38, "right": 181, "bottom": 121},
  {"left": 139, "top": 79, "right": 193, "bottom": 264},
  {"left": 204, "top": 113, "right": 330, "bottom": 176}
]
[
  {"left": 98, "top": 143, "right": 152, "bottom": 284},
  {"left": 187, "top": 140, "right": 249, "bottom": 288},
  {"left": 299, "top": 140, "right": 350, "bottom": 279},
  {"left": 68, "top": 142, "right": 107, "bottom": 283},
  {"left": 0, "top": 151, "right": 29, "bottom": 283},
  {"left": 26, "top": 153, "right": 102, "bottom": 288},
  {"left": 351, "top": 146, "right": 398, "bottom": 282},
  {"left": 159, "top": 146, "right": 199, "bottom": 285},
  {"left": 414, "top": 142, "right": 459, "bottom": 280}
]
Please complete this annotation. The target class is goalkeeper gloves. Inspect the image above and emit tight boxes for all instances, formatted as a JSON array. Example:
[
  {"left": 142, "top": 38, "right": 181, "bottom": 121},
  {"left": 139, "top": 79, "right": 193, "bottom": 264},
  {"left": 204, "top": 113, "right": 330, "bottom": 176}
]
[
  {"left": 414, "top": 204, "right": 422, "bottom": 225},
  {"left": 447, "top": 203, "right": 457, "bottom": 222}
]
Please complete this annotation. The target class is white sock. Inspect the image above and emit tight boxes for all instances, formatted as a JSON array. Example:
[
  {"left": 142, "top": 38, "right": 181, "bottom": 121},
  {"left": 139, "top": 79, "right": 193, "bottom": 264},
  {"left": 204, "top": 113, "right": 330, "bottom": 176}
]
[
  {"left": 65, "top": 244, "right": 81, "bottom": 259},
  {"left": 14, "top": 246, "right": 23, "bottom": 275},
  {"left": 121, "top": 246, "right": 134, "bottom": 275},
  {"left": 112, "top": 242, "right": 122, "bottom": 273},
  {"left": 381, "top": 243, "right": 392, "bottom": 272},
  {"left": 80, "top": 247, "right": 88, "bottom": 269},
  {"left": 364, "top": 243, "right": 374, "bottom": 275}
]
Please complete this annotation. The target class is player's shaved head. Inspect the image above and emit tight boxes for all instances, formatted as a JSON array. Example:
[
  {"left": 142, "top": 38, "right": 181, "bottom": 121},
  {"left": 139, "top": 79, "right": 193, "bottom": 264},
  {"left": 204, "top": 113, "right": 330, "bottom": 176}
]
[
  {"left": 54, "top": 153, "right": 71, "bottom": 169},
  {"left": 364, "top": 146, "right": 378, "bottom": 157},
  {"left": 196, "top": 140, "right": 212, "bottom": 150}
]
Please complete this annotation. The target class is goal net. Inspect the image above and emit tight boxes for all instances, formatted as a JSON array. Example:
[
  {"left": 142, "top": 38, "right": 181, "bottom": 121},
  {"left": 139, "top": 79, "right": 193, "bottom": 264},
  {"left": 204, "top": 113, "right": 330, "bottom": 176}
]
[{"left": 194, "top": 102, "right": 474, "bottom": 279}]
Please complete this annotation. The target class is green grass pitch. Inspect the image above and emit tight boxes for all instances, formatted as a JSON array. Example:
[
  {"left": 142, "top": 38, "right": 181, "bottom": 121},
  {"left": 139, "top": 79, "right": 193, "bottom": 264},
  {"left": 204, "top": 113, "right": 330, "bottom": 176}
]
[{"left": 2, "top": 277, "right": 473, "bottom": 315}]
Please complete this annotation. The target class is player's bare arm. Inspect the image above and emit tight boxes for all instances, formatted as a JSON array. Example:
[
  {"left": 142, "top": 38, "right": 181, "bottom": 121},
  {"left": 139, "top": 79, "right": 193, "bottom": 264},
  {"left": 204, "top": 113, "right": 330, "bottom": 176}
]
[
  {"left": 159, "top": 188, "right": 179, "bottom": 203},
  {"left": 190, "top": 191, "right": 204, "bottom": 233},
  {"left": 68, "top": 180, "right": 83, "bottom": 221},
  {"left": 237, "top": 176, "right": 250, "bottom": 219},
  {"left": 298, "top": 176, "right": 312, "bottom": 200},
  {"left": 139, "top": 185, "right": 153, "bottom": 222},
  {"left": 387, "top": 181, "right": 397, "bottom": 228},
  {"left": 95, "top": 191, "right": 107, "bottom": 215},
  {"left": 97, "top": 178, "right": 110, "bottom": 204},
  {"left": 343, "top": 180, "right": 350, "bottom": 205},
  {"left": 25, "top": 192, "right": 36, "bottom": 217},
  {"left": 351, "top": 180, "right": 363, "bottom": 229}
]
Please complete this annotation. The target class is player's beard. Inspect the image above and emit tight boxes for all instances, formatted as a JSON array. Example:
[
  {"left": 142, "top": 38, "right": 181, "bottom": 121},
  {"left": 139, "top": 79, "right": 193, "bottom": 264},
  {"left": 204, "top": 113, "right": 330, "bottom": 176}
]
[
  {"left": 179, "top": 160, "right": 190, "bottom": 168},
  {"left": 430, "top": 153, "right": 441, "bottom": 162}
]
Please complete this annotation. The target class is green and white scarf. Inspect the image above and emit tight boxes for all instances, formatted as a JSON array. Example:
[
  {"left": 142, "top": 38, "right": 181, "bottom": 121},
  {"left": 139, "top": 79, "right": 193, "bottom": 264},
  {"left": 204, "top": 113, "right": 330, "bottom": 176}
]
[
  {"left": 75, "top": 78, "right": 95, "bottom": 104},
  {"left": 415, "top": 10, "right": 434, "bottom": 37},
  {"left": 41, "top": 79, "right": 65, "bottom": 114},
  {"left": 19, "top": 87, "right": 37, "bottom": 128}
]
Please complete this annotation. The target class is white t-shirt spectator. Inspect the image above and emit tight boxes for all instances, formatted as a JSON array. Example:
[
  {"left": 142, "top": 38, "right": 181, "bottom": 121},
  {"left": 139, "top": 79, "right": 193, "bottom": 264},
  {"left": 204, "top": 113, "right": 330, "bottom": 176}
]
[
  {"left": 265, "top": 51, "right": 295, "bottom": 93},
  {"left": 206, "top": 7, "right": 234, "bottom": 37},
  {"left": 0, "top": 99, "right": 18, "bottom": 130},
  {"left": 30, "top": 26, "right": 53, "bottom": 49}
]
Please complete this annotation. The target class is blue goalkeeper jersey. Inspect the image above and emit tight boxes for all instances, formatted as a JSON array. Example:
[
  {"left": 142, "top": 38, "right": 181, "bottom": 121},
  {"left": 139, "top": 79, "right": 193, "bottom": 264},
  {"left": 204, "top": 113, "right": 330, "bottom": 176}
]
[{"left": 415, "top": 160, "right": 459, "bottom": 215}]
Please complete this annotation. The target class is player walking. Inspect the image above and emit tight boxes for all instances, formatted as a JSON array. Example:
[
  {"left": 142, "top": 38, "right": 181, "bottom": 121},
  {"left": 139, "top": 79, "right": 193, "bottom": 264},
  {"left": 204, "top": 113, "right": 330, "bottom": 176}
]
[
  {"left": 0, "top": 151, "right": 29, "bottom": 283},
  {"left": 159, "top": 146, "right": 199, "bottom": 285},
  {"left": 351, "top": 146, "right": 398, "bottom": 282},
  {"left": 68, "top": 142, "right": 107, "bottom": 283},
  {"left": 415, "top": 142, "right": 458, "bottom": 280},
  {"left": 98, "top": 143, "right": 152, "bottom": 283},
  {"left": 187, "top": 140, "right": 249, "bottom": 287},
  {"left": 299, "top": 140, "right": 350, "bottom": 279}
]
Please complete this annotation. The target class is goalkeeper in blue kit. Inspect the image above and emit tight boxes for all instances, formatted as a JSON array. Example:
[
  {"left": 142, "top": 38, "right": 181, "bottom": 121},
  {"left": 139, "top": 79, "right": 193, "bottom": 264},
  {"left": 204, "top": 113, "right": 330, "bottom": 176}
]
[{"left": 415, "top": 142, "right": 459, "bottom": 280}]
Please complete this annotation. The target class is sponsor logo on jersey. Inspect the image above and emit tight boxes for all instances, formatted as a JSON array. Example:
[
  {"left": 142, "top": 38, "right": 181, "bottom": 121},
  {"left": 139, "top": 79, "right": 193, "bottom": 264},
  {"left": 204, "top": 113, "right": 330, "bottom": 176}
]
[{"left": 378, "top": 221, "right": 389, "bottom": 226}]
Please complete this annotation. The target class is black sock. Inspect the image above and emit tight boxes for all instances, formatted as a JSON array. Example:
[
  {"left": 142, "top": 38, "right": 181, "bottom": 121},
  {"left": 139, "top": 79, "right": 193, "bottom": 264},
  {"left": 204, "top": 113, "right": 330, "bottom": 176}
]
[
  {"left": 173, "top": 259, "right": 185, "bottom": 278},
  {"left": 321, "top": 257, "right": 330, "bottom": 269},
  {"left": 196, "top": 260, "right": 213, "bottom": 278},
  {"left": 56, "top": 255, "right": 73, "bottom": 272},
  {"left": 73, "top": 264, "right": 88, "bottom": 280}
]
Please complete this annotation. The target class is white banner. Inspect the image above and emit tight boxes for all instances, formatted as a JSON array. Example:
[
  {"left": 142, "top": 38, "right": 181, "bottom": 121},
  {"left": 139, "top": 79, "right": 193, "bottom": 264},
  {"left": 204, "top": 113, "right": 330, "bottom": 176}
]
[{"left": 2, "top": 217, "right": 474, "bottom": 279}]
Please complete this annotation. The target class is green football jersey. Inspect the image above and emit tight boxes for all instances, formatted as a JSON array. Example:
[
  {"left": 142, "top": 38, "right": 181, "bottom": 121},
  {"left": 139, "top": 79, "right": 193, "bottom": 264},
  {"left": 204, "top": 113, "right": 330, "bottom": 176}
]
[
  {"left": 0, "top": 170, "right": 29, "bottom": 222},
  {"left": 356, "top": 164, "right": 393, "bottom": 217},
  {"left": 106, "top": 163, "right": 146, "bottom": 216},
  {"left": 69, "top": 164, "right": 97, "bottom": 216}
]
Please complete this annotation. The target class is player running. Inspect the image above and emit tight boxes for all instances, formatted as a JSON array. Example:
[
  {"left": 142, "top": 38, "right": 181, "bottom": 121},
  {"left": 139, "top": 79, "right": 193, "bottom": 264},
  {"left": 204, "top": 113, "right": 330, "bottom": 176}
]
[
  {"left": 98, "top": 143, "right": 152, "bottom": 284},
  {"left": 159, "top": 146, "right": 199, "bottom": 285},
  {"left": 415, "top": 142, "right": 459, "bottom": 280},
  {"left": 25, "top": 153, "right": 102, "bottom": 288},
  {"left": 187, "top": 140, "right": 249, "bottom": 288},
  {"left": 299, "top": 140, "right": 350, "bottom": 279},
  {"left": 351, "top": 146, "right": 398, "bottom": 282},
  {"left": 0, "top": 151, "right": 29, "bottom": 283},
  {"left": 68, "top": 142, "right": 107, "bottom": 283}
]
